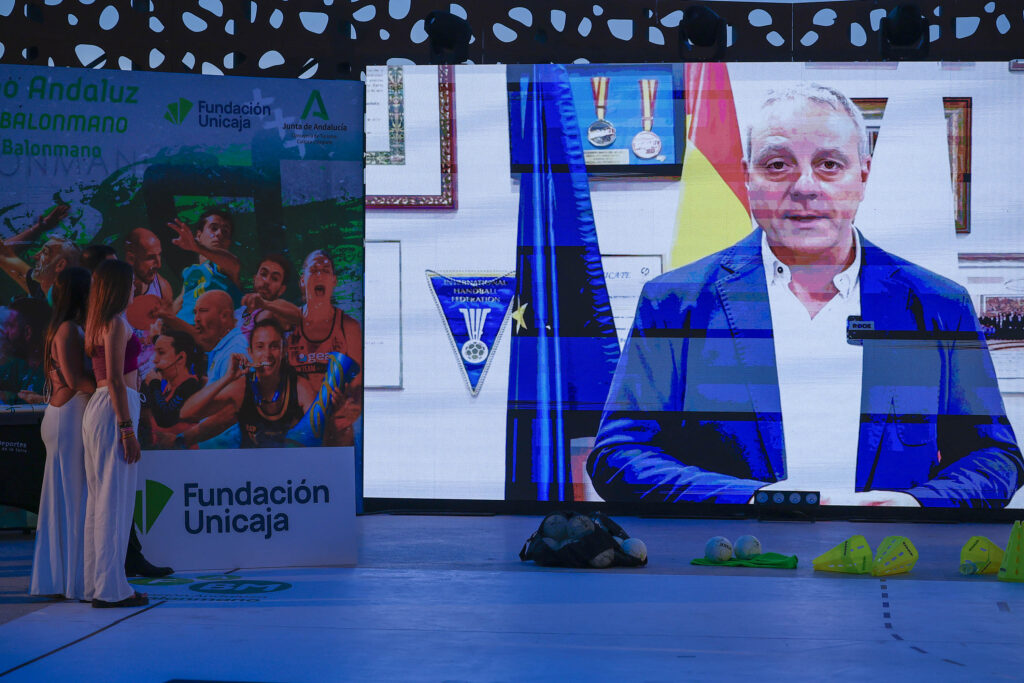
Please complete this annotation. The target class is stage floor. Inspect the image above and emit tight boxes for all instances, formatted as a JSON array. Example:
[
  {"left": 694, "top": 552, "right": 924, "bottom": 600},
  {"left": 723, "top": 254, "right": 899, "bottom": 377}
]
[{"left": 0, "top": 515, "right": 1022, "bottom": 681}]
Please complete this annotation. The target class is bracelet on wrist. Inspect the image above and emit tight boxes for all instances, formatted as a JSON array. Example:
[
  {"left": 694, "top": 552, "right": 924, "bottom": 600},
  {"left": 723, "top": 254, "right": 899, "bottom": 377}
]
[{"left": 117, "top": 419, "right": 133, "bottom": 430}]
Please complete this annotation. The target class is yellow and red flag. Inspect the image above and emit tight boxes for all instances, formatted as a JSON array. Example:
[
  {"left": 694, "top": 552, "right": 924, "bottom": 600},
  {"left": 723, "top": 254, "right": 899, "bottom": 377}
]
[{"left": 670, "top": 63, "right": 751, "bottom": 269}]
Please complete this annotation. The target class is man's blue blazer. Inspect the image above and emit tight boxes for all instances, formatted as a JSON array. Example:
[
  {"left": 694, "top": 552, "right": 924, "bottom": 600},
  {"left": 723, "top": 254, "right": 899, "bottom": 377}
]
[{"left": 588, "top": 229, "right": 1024, "bottom": 507}]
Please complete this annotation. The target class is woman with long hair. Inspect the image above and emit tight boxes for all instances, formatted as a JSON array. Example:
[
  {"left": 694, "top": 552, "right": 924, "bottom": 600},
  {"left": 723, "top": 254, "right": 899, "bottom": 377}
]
[
  {"left": 30, "top": 267, "right": 95, "bottom": 600},
  {"left": 82, "top": 259, "right": 147, "bottom": 608}
]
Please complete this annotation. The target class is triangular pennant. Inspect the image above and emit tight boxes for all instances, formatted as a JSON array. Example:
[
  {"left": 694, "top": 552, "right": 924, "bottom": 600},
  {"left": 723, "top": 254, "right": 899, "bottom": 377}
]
[{"left": 426, "top": 271, "right": 516, "bottom": 396}]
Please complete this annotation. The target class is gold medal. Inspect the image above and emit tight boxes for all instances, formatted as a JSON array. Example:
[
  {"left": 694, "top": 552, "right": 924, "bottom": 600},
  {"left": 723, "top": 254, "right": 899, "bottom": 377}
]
[
  {"left": 631, "top": 79, "right": 663, "bottom": 159},
  {"left": 587, "top": 76, "right": 616, "bottom": 147}
]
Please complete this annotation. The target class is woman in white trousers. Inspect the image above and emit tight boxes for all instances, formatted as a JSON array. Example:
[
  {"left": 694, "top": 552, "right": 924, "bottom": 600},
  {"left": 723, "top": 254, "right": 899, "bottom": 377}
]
[
  {"left": 30, "top": 267, "right": 95, "bottom": 600},
  {"left": 82, "top": 259, "right": 147, "bottom": 608}
]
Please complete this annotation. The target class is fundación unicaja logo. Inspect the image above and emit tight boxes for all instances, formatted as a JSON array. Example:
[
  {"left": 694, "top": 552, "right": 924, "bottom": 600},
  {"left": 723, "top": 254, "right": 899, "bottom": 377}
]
[
  {"left": 164, "top": 97, "right": 193, "bottom": 125},
  {"left": 133, "top": 480, "right": 174, "bottom": 534}
]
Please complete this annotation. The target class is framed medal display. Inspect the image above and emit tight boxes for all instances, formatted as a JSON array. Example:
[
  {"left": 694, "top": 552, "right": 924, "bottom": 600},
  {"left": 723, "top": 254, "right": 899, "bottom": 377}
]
[{"left": 508, "top": 63, "right": 685, "bottom": 178}]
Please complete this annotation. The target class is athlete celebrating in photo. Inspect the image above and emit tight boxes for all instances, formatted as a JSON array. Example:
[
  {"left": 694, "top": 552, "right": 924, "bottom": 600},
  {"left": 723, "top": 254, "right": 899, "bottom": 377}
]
[
  {"left": 0, "top": 204, "right": 75, "bottom": 300},
  {"left": 168, "top": 208, "right": 242, "bottom": 325},
  {"left": 180, "top": 318, "right": 314, "bottom": 448},
  {"left": 236, "top": 254, "right": 300, "bottom": 340},
  {"left": 287, "top": 250, "right": 363, "bottom": 447},
  {"left": 124, "top": 228, "right": 172, "bottom": 307}
]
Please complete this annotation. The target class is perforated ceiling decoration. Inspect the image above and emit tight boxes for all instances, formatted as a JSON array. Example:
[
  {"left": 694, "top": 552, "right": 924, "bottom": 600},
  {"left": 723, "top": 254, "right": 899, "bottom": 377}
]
[{"left": 0, "top": 0, "right": 1021, "bottom": 78}]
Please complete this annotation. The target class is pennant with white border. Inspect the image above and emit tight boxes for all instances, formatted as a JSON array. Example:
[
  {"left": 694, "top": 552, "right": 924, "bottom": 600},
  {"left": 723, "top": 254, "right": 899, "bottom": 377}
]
[{"left": 426, "top": 271, "right": 516, "bottom": 396}]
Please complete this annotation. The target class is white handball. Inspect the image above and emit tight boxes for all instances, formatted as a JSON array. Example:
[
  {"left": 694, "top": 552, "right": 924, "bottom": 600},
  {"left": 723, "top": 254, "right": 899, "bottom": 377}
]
[
  {"left": 621, "top": 538, "right": 647, "bottom": 562},
  {"left": 541, "top": 514, "right": 570, "bottom": 543},
  {"left": 567, "top": 514, "right": 594, "bottom": 540},
  {"left": 734, "top": 535, "right": 762, "bottom": 560},
  {"left": 589, "top": 549, "right": 615, "bottom": 568},
  {"left": 705, "top": 536, "right": 733, "bottom": 562}
]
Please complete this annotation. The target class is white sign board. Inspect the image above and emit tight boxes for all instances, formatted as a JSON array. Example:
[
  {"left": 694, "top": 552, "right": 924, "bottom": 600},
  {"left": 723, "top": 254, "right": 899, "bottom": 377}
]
[
  {"left": 365, "top": 240, "right": 403, "bottom": 388},
  {"left": 602, "top": 254, "right": 664, "bottom": 349},
  {"left": 135, "top": 448, "right": 356, "bottom": 570}
]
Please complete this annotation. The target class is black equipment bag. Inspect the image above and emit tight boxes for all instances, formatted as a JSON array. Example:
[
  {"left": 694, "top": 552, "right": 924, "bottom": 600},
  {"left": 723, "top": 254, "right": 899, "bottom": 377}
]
[{"left": 518, "top": 511, "right": 647, "bottom": 568}]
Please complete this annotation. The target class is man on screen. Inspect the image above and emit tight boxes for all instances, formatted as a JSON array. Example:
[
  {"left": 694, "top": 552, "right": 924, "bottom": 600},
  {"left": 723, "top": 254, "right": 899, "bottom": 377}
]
[{"left": 588, "top": 83, "right": 1024, "bottom": 508}]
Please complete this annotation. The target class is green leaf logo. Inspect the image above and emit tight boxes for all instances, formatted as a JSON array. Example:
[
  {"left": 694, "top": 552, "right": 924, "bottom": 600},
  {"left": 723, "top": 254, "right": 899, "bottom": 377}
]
[
  {"left": 164, "top": 97, "right": 193, "bottom": 125},
  {"left": 133, "top": 480, "right": 174, "bottom": 533}
]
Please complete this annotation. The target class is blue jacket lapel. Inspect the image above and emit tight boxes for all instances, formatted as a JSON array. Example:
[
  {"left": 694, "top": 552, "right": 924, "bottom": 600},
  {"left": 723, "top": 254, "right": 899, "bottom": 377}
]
[{"left": 714, "top": 230, "right": 786, "bottom": 482}]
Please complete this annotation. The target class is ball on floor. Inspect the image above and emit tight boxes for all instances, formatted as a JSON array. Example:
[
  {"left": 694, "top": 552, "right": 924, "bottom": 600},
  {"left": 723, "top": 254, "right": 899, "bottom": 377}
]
[
  {"left": 734, "top": 535, "right": 762, "bottom": 560},
  {"left": 705, "top": 536, "right": 733, "bottom": 562},
  {"left": 541, "top": 514, "right": 570, "bottom": 542},
  {"left": 589, "top": 548, "right": 615, "bottom": 568},
  {"left": 621, "top": 538, "right": 647, "bottom": 562},
  {"left": 567, "top": 514, "right": 594, "bottom": 540}
]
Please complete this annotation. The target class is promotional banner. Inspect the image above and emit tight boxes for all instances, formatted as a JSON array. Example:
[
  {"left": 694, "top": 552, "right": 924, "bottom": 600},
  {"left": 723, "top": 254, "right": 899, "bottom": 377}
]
[
  {"left": 133, "top": 448, "right": 356, "bottom": 569},
  {"left": 0, "top": 64, "right": 364, "bottom": 563},
  {"left": 0, "top": 64, "right": 363, "bottom": 450}
]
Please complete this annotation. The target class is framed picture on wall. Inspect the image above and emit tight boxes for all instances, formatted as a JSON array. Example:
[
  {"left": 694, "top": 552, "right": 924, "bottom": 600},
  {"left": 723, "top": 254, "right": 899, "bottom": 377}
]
[
  {"left": 943, "top": 97, "right": 972, "bottom": 235},
  {"left": 365, "top": 65, "right": 457, "bottom": 210},
  {"left": 852, "top": 96, "right": 972, "bottom": 234}
]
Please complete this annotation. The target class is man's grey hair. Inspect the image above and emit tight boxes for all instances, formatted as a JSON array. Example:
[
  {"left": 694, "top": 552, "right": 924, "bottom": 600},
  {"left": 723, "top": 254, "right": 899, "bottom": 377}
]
[
  {"left": 48, "top": 237, "right": 81, "bottom": 269},
  {"left": 744, "top": 82, "right": 871, "bottom": 163}
]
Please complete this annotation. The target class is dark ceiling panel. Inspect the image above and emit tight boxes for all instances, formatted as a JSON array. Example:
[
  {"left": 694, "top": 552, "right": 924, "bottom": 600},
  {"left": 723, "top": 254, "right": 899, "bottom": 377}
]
[{"left": 0, "top": 0, "right": 1018, "bottom": 77}]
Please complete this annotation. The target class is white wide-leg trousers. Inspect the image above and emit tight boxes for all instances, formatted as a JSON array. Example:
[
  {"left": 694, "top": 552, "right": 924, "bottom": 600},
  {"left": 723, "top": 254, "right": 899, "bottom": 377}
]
[
  {"left": 31, "top": 392, "right": 90, "bottom": 599},
  {"left": 82, "top": 386, "right": 140, "bottom": 603}
]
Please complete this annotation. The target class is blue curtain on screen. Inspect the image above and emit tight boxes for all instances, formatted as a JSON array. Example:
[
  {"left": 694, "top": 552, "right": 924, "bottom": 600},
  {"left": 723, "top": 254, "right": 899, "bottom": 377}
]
[{"left": 504, "top": 64, "right": 621, "bottom": 502}]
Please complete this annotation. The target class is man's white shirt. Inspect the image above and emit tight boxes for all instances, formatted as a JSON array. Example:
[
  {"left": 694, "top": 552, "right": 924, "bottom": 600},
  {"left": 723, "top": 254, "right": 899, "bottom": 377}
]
[{"left": 760, "top": 230, "right": 864, "bottom": 502}]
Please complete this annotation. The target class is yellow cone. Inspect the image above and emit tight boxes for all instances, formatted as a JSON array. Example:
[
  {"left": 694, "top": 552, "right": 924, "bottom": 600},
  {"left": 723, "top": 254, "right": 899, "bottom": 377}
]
[
  {"left": 959, "top": 536, "right": 1004, "bottom": 575},
  {"left": 997, "top": 520, "right": 1024, "bottom": 583},
  {"left": 813, "top": 535, "right": 873, "bottom": 574},
  {"left": 872, "top": 536, "right": 918, "bottom": 576}
]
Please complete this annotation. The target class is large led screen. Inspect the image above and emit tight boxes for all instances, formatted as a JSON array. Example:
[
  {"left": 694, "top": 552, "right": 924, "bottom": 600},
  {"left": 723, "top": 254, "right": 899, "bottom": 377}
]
[{"left": 363, "top": 62, "right": 1024, "bottom": 510}]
